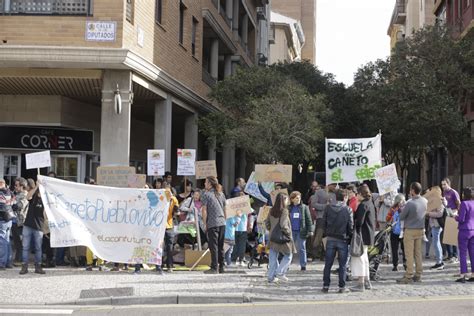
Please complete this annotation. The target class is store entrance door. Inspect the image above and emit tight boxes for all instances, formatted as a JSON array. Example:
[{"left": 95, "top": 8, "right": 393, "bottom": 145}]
[{"left": 51, "top": 154, "right": 81, "bottom": 183}]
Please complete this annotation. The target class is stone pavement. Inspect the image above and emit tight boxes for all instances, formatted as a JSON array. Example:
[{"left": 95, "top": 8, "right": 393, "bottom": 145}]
[{"left": 1, "top": 259, "right": 472, "bottom": 305}]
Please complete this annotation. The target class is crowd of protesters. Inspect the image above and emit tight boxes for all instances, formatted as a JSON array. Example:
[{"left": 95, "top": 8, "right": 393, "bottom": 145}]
[{"left": 0, "top": 172, "right": 473, "bottom": 291}]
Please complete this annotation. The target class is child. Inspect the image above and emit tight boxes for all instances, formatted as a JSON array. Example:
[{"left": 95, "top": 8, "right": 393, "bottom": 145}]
[
  {"left": 224, "top": 215, "right": 238, "bottom": 266},
  {"left": 232, "top": 209, "right": 248, "bottom": 266}
]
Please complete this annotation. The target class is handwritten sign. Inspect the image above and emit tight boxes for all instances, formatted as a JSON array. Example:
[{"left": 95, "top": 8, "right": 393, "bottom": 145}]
[
  {"left": 423, "top": 186, "right": 443, "bottom": 212},
  {"left": 177, "top": 149, "right": 196, "bottom": 176},
  {"left": 38, "top": 175, "right": 169, "bottom": 264},
  {"left": 257, "top": 206, "right": 271, "bottom": 224},
  {"left": 374, "top": 164, "right": 400, "bottom": 195},
  {"left": 270, "top": 188, "right": 289, "bottom": 205},
  {"left": 147, "top": 150, "right": 165, "bottom": 176},
  {"left": 325, "top": 134, "right": 382, "bottom": 184},
  {"left": 244, "top": 172, "right": 274, "bottom": 203},
  {"left": 25, "top": 150, "right": 51, "bottom": 169},
  {"left": 226, "top": 195, "right": 252, "bottom": 217},
  {"left": 128, "top": 174, "right": 147, "bottom": 188},
  {"left": 97, "top": 166, "right": 135, "bottom": 188},
  {"left": 442, "top": 216, "right": 458, "bottom": 246},
  {"left": 195, "top": 160, "right": 217, "bottom": 179},
  {"left": 255, "top": 164, "right": 292, "bottom": 183}
]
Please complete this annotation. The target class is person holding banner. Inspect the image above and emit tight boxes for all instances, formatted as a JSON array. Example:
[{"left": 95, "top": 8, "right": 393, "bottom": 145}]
[
  {"left": 202, "top": 176, "right": 227, "bottom": 274},
  {"left": 455, "top": 188, "right": 474, "bottom": 283}
]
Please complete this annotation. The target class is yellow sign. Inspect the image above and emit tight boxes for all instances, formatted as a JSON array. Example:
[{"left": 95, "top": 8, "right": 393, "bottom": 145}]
[{"left": 97, "top": 166, "right": 136, "bottom": 188}]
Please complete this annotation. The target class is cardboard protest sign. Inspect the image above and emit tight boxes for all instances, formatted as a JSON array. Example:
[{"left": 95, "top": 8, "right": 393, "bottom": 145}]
[
  {"left": 195, "top": 160, "right": 217, "bottom": 179},
  {"left": 257, "top": 206, "right": 271, "bottom": 224},
  {"left": 225, "top": 195, "right": 252, "bottom": 217},
  {"left": 270, "top": 188, "right": 289, "bottom": 205},
  {"left": 374, "top": 164, "right": 400, "bottom": 195},
  {"left": 244, "top": 171, "right": 274, "bottom": 203},
  {"left": 442, "top": 216, "right": 458, "bottom": 246},
  {"left": 97, "top": 166, "right": 135, "bottom": 187},
  {"left": 127, "top": 174, "right": 147, "bottom": 188},
  {"left": 177, "top": 149, "right": 196, "bottom": 176},
  {"left": 325, "top": 134, "right": 382, "bottom": 184},
  {"left": 38, "top": 175, "right": 170, "bottom": 264},
  {"left": 147, "top": 149, "right": 165, "bottom": 176},
  {"left": 25, "top": 150, "right": 51, "bottom": 169},
  {"left": 255, "top": 164, "right": 292, "bottom": 183},
  {"left": 423, "top": 186, "right": 443, "bottom": 212}
]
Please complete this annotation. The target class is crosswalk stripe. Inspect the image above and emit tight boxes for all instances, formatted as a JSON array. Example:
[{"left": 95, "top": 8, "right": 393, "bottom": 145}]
[{"left": 0, "top": 309, "right": 74, "bottom": 315}]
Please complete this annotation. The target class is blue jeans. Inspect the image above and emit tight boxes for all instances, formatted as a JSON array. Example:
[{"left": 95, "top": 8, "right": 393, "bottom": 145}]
[
  {"left": 446, "top": 245, "right": 458, "bottom": 258},
  {"left": 323, "top": 239, "right": 349, "bottom": 289},
  {"left": 292, "top": 231, "right": 307, "bottom": 268},
  {"left": 0, "top": 220, "right": 12, "bottom": 267},
  {"left": 22, "top": 226, "right": 43, "bottom": 264},
  {"left": 55, "top": 247, "right": 66, "bottom": 265},
  {"left": 431, "top": 226, "right": 443, "bottom": 264},
  {"left": 225, "top": 243, "right": 234, "bottom": 266},
  {"left": 268, "top": 248, "right": 292, "bottom": 281}
]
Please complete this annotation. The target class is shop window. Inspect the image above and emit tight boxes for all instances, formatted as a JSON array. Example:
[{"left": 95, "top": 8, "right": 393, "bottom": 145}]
[
  {"left": 2, "top": 154, "right": 20, "bottom": 187},
  {"left": 51, "top": 156, "right": 79, "bottom": 183}
]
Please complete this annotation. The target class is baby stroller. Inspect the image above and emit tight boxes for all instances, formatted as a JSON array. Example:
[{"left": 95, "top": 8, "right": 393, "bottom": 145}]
[
  {"left": 368, "top": 224, "right": 392, "bottom": 281},
  {"left": 247, "top": 241, "right": 269, "bottom": 269}
]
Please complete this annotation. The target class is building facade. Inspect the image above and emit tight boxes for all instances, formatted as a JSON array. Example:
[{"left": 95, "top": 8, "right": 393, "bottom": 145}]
[
  {"left": 270, "top": 0, "right": 316, "bottom": 64},
  {"left": 268, "top": 11, "right": 305, "bottom": 64},
  {"left": 0, "top": 0, "right": 270, "bottom": 193}
]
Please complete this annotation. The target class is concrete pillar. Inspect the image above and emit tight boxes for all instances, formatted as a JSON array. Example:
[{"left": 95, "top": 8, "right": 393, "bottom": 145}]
[
  {"left": 226, "top": 0, "right": 233, "bottom": 20},
  {"left": 100, "top": 70, "right": 132, "bottom": 166},
  {"left": 210, "top": 39, "right": 219, "bottom": 80},
  {"left": 232, "top": 0, "right": 239, "bottom": 36},
  {"left": 154, "top": 95, "right": 173, "bottom": 172},
  {"left": 184, "top": 112, "right": 198, "bottom": 151},
  {"left": 224, "top": 55, "right": 232, "bottom": 78},
  {"left": 229, "top": 144, "right": 236, "bottom": 193},
  {"left": 238, "top": 150, "right": 246, "bottom": 179},
  {"left": 222, "top": 144, "right": 231, "bottom": 195},
  {"left": 242, "top": 14, "right": 249, "bottom": 45},
  {"left": 208, "top": 137, "right": 216, "bottom": 160}
]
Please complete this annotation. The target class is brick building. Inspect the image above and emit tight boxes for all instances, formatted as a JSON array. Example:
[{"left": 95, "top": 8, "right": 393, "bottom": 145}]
[{"left": 0, "top": 0, "right": 270, "bottom": 193}]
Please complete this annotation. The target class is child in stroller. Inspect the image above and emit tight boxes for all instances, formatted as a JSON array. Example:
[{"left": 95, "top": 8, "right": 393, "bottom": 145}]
[{"left": 368, "top": 223, "right": 392, "bottom": 281}]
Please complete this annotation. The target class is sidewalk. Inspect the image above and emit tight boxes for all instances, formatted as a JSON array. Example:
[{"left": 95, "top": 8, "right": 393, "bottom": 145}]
[{"left": 1, "top": 259, "right": 472, "bottom": 305}]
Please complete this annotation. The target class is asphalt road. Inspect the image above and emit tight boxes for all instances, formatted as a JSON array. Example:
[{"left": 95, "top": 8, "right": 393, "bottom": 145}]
[{"left": 1, "top": 296, "right": 473, "bottom": 316}]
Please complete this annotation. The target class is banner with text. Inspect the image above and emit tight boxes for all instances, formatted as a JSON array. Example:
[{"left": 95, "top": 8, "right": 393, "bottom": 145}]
[
  {"left": 374, "top": 164, "right": 400, "bottom": 195},
  {"left": 38, "top": 176, "right": 170, "bottom": 264},
  {"left": 195, "top": 160, "right": 217, "bottom": 179},
  {"left": 325, "top": 134, "right": 382, "bottom": 184},
  {"left": 177, "top": 149, "right": 196, "bottom": 176},
  {"left": 255, "top": 164, "right": 292, "bottom": 183},
  {"left": 226, "top": 195, "right": 252, "bottom": 217},
  {"left": 244, "top": 171, "right": 274, "bottom": 203}
]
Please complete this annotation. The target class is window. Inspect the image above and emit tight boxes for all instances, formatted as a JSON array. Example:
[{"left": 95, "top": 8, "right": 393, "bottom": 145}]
[
  {"left": 51, "top": 155, "right": 80, "bottom": 183},
  {"left": 126, "top": 0, "right": 134, "bottom": 24},
  {"left": 192, "top": 17, "right": 198, "bottom": 56},
  {"left": 2, "top": 154, "right": 21, "bottom": 187},
  {"left": 155, "top": 0, "right": 162, "bottom": 24},
  {"left": 179, "top": 0, "right": 186, "bottom": 44},
  {"left": 2, "top": 0, "right": 93, "bottom": 15}
]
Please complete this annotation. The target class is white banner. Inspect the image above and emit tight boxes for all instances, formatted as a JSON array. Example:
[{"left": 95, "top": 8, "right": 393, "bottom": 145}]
[
  {"left": 147, "top": 149, "right": 165, "bottom": 176},
  {"left": 38, "top": 176, "right": 170, "bottom": 264},
  {"left": 374, "top": 163, "right": 400, "bottom": 195},
  {"left": 177, "top": 149, "right": 196, "bottom": 176},
  {"left": 244, "top": 171, "right": 274, "bottom": 203},
  {"left": 325, "top": 134, "right": 382, "bottom": 184}
]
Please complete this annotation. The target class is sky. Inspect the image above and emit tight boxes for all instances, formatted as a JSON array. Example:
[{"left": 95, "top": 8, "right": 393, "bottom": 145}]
[{"left": 316, "top": 0, "right": 395, "bottom": 86}]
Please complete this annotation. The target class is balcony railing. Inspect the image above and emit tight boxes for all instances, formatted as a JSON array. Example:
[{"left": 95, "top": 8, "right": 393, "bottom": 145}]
[
  {"left": 0, "top": 0, "right": 92, "bottom": 15},
  {"left": 202, "top": 68, "right": 217, "bottom": 87}
]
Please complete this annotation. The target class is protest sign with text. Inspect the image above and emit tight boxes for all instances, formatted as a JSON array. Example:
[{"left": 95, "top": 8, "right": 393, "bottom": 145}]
[
  {"left": 325, "top": 134, "right": 382, "bottom": 184},
  {"left": 195, "top": 160, "right": 217, "bottom": 179},
  {"left": 38, "top": 175, "right": 170, "bottom": 264},
  {"left": 147, "top": 150, "right": 165, "bottom": 176},
  {"left": 177, "top": 149, "right": 196, "bottom": 176},
  {"left": 442, "top": 216, "right": 458, "bottom": 246},
  {"left": 226, "top": 195, "right": 252, "bottom": 217},
  {"left": 127, "top": 174, "right": 147, "bottom": 188},
  {"left": 255, "top": 164, "right": 292, "bottom": 183},
  {"left": 97, "top": 166, "right": 135, "bottom": 187},
  {"left": 423, "top": 186, "right": 443, "bottom": 212},
  {"left": 244, "top": 172, "right": 274, "bottom": 203},
  {"left": 374, "top": 164, "right": 400, "bottom": 195},
  {"left": 257, "top": 206, "right": 271, "bottom": 224},
  {"left": 25, "top": 150, "right": 51, "bottom": 169}
]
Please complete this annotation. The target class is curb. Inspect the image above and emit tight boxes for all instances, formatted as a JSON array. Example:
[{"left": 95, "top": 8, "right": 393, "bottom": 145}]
[{"left": 52, "top": 294, "right": 256, "bottom": 306}]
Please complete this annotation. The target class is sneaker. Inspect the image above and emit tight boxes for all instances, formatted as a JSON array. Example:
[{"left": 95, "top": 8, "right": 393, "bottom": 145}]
[
  {"left": 19, "top": 264, "right": 28, "bottom": 275},
  {"left": 321, "top": 287, "right": 329, "bottom": 293},
  {"left": 268, "top": 278, "right": 280, "bottom": 284},
  {"left": 155, "top": 267, "right": 164, "bottom": 275},
  {"left": 219, "top": 266, "right": 225, "bottom": 274},
  {"left": 350, "top": 284, "right": 365, "bottom": 292},
  {"left": 449, "top": 257, "right": 459, "bottom": 264},
  {"left": 423, "top": 236, "right": 429, "bottom": 242},
  {"left": 430, "top": 263, "right": 443, "bottom": 270},
  {"left": 278, "top": 275, "right": 289, "bottom": 282},
  {"left": 467, "top": 277, "right": 474, "bottom": 282},
  {"left": 85, "top": 266, "right": 93, "bottom": 271},
  {"left": 437, "top": 263, "right": 445, "bottom": 270},
  {"left": 413, "top": 276, "right": 422, "bottom": 283},
  {"left": 111, "top": 266, "right": 120, "bottom": 272},
  {"left": 396, "top": 277, "right": 413, "bottom": 284},
  {"left": 392, "top": 266, "right": 398, "bottom": 272},
  {"left": 425, "top": 254, "right": 430, "bottom": 259},
  {"left": 443, "top": 256, "right": 452, "bottom": 262},
  {"left": 301, "top": 266, "right": 306, "bottom": 271},
  {"left": 338, "top": 287, "right": 350, "bottom": 294},
  {"left": 204, "top": 269, "right": 219, "bottom": 274},
  {"left": 455, "top": 277, "right": 466, "bottom": 283}
]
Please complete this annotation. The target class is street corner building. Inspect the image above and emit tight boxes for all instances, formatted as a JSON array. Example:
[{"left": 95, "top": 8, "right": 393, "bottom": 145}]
[{"left": 0, "top": 0, "right": 271, "bottom": 193}]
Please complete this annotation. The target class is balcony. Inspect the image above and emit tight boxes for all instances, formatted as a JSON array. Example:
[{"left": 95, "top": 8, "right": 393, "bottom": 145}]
[
  {"left": 393, "top": 1, "right": 406, "bottom": 24},
  {"left": 202, "top": 68, "right": 217, "bottom": 87},
  {"left": 0, "top": 0, "right": 92, "bottom": 15}
]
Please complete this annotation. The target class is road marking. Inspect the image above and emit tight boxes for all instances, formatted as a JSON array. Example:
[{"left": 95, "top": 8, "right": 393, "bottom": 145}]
[{"left": 0, "top": 309, "right": 74, "bottom": 315}]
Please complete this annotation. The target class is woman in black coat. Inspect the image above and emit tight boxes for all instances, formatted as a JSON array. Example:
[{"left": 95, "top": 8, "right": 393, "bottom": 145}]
[{"left": 350, "top": 185, "right": 375, "bottom": 292}]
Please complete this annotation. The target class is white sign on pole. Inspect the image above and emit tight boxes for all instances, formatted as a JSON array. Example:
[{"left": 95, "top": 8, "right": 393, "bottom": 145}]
[
  {"left": 85, "top": 21, "right": 117, "bottom": 42},
  {"left": 38, "top": 175, "right": 170, "bottom": 264},
  {"left": 25, "top": 150, "right": 51, "bottom": 170},
  {"left": 374, "top": 164, "right": 400, "bottom": 195},
  {"left": 325, "top": 134, "right": 382, "bottom": 184},
  {"left": 147, "top": 150, "right": 165, "bottom": 176},
  {"left": 177, "top": 149, "right": 196, "bottom": 176}
]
